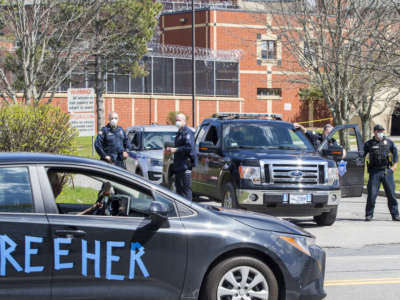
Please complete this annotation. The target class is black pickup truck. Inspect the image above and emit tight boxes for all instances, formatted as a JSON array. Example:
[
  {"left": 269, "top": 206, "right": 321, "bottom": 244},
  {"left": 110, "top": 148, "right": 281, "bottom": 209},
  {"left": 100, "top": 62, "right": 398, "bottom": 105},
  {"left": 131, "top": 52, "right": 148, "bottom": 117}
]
[{"left": 163, "top": 113, "right": 365, "bottom": 226}]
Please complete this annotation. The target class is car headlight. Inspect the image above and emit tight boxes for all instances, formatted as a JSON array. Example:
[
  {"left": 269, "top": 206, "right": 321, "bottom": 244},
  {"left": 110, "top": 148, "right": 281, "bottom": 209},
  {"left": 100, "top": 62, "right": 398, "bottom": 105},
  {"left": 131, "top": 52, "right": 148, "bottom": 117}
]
[
  {"left": 148, "top": 158, "right": 163, "bottom": 167},
  {"left": 239, "top": 166, "right": 261, "bottom": 184},
  {"left": 279, "top": 234, "right": 315, "bottom": 256},
  {"left": 327, "top": 167, "right": 339, "bottom": 185}
]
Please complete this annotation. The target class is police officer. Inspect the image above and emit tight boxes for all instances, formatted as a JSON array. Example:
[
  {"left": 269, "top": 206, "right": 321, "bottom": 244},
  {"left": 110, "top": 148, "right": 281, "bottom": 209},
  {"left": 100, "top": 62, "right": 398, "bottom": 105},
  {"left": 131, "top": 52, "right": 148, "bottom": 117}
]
[
  {"left": 166, "top": 113, "right": 197, "bottom": 201},
  {"left": 95, "top": 112, "right": 130, "bottom": 168},
  {"left": 364, "top": 124, "right": 400, "bottom": 221},
  {"left": 294, "top": 123, "right": 337, "bottom": 149}
]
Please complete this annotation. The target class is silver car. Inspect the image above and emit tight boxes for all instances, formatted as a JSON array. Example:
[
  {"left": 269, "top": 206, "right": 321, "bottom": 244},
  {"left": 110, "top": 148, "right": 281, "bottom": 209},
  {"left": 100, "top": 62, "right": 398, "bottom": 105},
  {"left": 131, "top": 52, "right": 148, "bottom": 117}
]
[{"left": 126, "top": 125, "right": 178, "bottom": 184}]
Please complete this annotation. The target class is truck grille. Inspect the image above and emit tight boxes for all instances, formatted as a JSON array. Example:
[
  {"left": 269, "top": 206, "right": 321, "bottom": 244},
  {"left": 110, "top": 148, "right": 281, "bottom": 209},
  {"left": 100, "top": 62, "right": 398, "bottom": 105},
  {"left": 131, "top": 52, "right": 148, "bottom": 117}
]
[{"left": 263, "top": 161, "right": 325, "bottom": 184}]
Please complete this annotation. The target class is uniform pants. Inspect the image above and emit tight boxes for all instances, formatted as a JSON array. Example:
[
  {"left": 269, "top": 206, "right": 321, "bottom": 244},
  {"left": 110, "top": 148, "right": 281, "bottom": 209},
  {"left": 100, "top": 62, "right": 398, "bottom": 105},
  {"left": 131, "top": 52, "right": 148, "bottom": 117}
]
[
  {"left": 366, "top": 169, "right": 399, "bottom": 218},
  {"left": 175, "top": 170, "right": 192, "bottom": 201}
]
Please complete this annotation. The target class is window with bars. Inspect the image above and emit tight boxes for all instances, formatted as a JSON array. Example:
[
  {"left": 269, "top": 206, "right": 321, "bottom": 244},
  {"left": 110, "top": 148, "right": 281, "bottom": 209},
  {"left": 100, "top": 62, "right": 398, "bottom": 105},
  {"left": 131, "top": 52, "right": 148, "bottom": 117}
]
[
  {"left": 257, "top": 88, "right": 282, "bottom": 97},
  {"left": 261, "top": 40, "right": 277, "bottom": 60}
]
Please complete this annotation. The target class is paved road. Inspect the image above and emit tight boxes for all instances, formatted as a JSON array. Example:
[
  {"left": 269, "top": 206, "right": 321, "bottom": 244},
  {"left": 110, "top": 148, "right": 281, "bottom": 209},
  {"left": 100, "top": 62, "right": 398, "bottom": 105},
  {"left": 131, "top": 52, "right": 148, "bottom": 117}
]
[
  {"left": 204, "top": 194, "right": 400, "bottom": 299},
  {"left": 302, "top": 195, "right": 400, "bottom": 300}
]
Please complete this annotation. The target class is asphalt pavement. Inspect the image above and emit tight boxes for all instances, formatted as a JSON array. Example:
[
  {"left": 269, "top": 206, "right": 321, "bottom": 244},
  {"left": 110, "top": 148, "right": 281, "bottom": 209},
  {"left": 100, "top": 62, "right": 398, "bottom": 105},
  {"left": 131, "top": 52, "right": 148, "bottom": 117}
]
[
  {"left": 289, "top": 195, "right": 400, "bottom": 300},
  {"left": 205, "top": 194, "right": 400, "bottom": 299}
]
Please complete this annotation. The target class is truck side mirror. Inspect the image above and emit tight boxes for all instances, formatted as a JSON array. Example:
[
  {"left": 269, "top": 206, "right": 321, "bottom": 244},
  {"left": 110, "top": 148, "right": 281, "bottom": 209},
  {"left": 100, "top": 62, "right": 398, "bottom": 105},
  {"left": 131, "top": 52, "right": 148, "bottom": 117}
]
[
  {"left": 199, "top": 141, "right": 218, "bottom": 153},
  {"left": 322, "top": 145, "right": 343, "bottom": 160}
]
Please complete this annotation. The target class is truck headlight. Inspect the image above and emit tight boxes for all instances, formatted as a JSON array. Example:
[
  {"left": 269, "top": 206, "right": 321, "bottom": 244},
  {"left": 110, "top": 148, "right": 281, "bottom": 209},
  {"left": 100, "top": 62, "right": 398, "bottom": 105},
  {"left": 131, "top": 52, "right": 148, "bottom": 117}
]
[
  {"left": 148, "top": 158, "right": 163, "bottom": 167},
  {"left": 279, "top": 234, "right": 315, "bottom": 256},
  {"left": 239, "top": 166, "right": 261, "bottom": 184},
  {"left": 327, "top": 167, "right": 339, "bottom": 185}
]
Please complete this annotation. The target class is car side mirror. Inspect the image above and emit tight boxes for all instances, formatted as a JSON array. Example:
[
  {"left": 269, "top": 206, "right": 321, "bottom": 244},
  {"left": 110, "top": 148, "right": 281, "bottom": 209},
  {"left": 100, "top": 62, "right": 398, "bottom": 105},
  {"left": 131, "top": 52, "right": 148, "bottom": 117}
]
[
  {"left": 199, "top": 141, "right": 218, "bottom": 153},
  {"left": 322, "top": 145, "right": 343, "bottom": 160},
  {"left": 149, "top": 201, "right": 168, "bottom": 225}
]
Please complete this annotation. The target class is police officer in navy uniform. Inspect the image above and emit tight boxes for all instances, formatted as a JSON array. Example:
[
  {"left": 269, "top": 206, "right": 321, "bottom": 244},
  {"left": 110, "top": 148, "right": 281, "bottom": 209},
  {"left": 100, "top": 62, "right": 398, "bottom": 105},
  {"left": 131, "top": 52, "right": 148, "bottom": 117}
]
[
  {"left": 364, "top": 124, "right": 400, "bottom": 221},
  {"left": 95, "top": 112, "right": 130, "bottom": 169},
  {"left": 166, "top": 113, "right": 197, "bottom": 201},
  {"left": 294, "top": 123, "right": 337, "bottom": 149}
]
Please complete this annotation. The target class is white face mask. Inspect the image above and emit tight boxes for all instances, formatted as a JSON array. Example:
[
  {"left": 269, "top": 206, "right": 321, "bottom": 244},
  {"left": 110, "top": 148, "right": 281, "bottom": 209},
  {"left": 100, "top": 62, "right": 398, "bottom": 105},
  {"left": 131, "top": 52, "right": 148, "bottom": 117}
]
[
  {"left": 110, "top": 119, "right": 118, "bottom": 127},
  {"left": 176, "top": 120, "right": 183, "bottom": 128},
  {"left": 377, "top": 132, "right": 384, "bottom": 140}
]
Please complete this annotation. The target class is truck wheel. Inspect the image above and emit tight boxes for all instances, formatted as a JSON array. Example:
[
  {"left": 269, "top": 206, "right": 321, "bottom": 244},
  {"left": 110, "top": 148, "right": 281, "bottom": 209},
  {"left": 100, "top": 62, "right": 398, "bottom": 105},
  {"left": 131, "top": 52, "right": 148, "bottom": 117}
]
[
  {"left": 222, "top": 183, "right": 238, "bottom": 208},
  {"left": 313, "top": 206, "right": 338, "bottom": 226},
  {"left": 169, "top": 174, "right": 176, "bottom": 193},
  {"left": 202, "top": 256, "right": 279, "bottom": 300}
]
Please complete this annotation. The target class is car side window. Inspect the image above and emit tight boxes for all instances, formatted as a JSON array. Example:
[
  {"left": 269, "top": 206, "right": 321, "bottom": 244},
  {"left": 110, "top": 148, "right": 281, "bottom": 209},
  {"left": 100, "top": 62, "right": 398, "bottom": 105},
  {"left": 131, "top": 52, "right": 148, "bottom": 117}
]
[
  {"left": 0, "top": 167, "right": 34, "bottom": 213},
  {"left": 195, "top": 125, "right": 209, "bottom": 145},
  {"left": 204, "top": 125, "right": 219, "bottom": 145},
  {"left": 46, "top": 169, "right": 177, "bottom": 218},
  {"left": 128, "top": 131, "right": 140, "bottom": 150}
]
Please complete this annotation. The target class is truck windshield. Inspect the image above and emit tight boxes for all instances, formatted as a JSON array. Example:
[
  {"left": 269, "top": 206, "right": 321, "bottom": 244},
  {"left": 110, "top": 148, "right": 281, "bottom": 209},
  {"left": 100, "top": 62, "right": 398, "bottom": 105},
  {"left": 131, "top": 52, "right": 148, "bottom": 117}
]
[
  {"left": 223, "top": 123, "right": 314, "bottom": 151},
  {"left": 143, "top": 132, "right": 176, "bottom": 150}
]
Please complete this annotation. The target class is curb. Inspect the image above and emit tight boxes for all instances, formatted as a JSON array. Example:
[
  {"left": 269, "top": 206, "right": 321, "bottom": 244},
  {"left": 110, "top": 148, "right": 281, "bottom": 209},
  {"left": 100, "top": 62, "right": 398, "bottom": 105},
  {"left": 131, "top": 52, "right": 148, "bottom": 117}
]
[{"left": 362, "top": 187, "right": 400, "bottom": 198}]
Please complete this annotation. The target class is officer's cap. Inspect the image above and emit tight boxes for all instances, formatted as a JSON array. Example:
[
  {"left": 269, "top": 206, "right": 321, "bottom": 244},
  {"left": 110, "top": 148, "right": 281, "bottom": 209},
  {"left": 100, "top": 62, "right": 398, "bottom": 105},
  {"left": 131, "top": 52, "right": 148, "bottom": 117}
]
[{"left": 373, "top": 124, "right": 384, "bottom": 131}]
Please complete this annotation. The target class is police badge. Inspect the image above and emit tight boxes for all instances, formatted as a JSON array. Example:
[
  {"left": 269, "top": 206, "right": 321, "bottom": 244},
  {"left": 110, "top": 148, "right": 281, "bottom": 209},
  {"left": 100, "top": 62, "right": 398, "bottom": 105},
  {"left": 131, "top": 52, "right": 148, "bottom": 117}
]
[{"left": 338, "top": 159, "right": 347, "bottom": 177}]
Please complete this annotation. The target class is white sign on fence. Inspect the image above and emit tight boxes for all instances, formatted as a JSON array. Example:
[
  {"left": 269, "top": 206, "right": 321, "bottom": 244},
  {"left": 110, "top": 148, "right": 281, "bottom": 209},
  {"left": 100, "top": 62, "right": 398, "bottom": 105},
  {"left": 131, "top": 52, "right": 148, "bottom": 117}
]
[
  {"left": 68, "top": 88, "right": 95, "bottom": 113},
  {"left": 70, "top": 113, "right": 95, "bottom": 137}
]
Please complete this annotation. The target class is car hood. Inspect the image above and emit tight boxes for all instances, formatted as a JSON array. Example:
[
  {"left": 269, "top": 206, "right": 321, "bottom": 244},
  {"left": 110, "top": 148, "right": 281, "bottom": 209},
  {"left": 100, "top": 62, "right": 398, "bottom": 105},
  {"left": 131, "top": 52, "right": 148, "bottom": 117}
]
[
  {"left": 227, "top": 149, "right": 325, "bottom": 163},
  {"left": 130, "top": 149, "right": 163, "bottom": 160},
  {"left": 205, "top": 205, "right": 313, "bottom": 237}
]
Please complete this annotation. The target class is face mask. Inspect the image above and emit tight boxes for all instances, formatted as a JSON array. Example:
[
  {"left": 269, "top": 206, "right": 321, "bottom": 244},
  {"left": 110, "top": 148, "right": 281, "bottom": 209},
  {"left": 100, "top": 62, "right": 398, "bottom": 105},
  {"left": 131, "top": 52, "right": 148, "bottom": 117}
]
[
  {"left": 377, "top": 132, "right": 384, "bottom": 140},
  {"left": 110, "top": 119, "right": 118, "bottom": 127},
  {"left": 176, "top": 121, "right": 183, "bottom": 128}
]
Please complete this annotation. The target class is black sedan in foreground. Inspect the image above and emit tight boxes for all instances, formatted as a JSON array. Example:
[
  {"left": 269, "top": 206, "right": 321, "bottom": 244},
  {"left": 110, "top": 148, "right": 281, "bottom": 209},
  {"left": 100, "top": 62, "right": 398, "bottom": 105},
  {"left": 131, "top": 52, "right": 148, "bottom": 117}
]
[{"left": 0, "top": 153, "right": 326, "bottom": 300}]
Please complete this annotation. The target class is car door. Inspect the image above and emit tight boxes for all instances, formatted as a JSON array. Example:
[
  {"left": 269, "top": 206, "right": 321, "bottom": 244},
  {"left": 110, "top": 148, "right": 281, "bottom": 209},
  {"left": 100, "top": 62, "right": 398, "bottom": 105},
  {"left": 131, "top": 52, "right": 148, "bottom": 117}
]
[
  {"left": 319, "top": 124, "right": 365, "bottom": 197},
  {"left": 192, "top": 123, "right": 211, "bottom": 195},
  {"left": 38, "top": 165, "right": 186, "bottom": 300},
  {"left": 202, "top": 124, "right": 225, "bottom": 200},
  {"left": 126, "top": 130, "right": 142, "bottom": 173},
  {"left": 0, "top": 165, "right": 51, "bottom": 300}
]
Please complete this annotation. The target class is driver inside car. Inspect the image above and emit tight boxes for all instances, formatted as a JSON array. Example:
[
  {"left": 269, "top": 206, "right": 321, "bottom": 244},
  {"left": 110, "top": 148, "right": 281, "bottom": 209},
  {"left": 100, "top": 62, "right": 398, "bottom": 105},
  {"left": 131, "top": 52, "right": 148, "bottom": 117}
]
[{"left": 77, "top": 182, "right": 113, "bottom": 216}]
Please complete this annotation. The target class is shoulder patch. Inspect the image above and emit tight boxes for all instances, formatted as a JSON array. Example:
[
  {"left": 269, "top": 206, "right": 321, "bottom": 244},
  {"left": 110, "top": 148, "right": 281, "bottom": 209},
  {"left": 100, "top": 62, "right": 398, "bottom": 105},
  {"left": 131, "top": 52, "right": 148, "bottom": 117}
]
[{"left": 98, "top": 131, "right": 103, "bottom": 135}]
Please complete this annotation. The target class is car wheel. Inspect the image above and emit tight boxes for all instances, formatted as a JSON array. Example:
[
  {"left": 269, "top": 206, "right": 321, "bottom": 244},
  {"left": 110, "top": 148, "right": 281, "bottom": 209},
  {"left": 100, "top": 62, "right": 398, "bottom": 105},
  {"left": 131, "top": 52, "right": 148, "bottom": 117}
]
[
  {"left": 222, "top": 182, "right": 238, "bottom": 208},
  {"left": 169, "top": 174, "right": 176, "bottom": 193},
  {"left": 203, "top": 256, "right": 279, "bottom": 300},
  {"left": 313, "top": 206, "right": 338, "bottom": 226}
]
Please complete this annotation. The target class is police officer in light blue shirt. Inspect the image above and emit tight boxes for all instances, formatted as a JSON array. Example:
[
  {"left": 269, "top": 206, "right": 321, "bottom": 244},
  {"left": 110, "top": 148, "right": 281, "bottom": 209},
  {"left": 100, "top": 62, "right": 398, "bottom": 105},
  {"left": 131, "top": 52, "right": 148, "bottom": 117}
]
[
  {"left": 166, "top": 113, "right": 197, "bottom": 201},
  {"left": 364, "top": 124, "right": 400, "bottom": 222},
  {"left": 95, "top": 112, "right": 130, "bottom": 169}
]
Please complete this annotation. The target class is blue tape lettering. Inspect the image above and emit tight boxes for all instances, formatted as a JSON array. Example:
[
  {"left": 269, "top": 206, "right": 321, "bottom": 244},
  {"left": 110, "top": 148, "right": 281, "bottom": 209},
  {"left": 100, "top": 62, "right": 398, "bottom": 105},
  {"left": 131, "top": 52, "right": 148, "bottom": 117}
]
[
  {"left": 106, "top": 241, "right": 125, "bottom": 281},
  {"left": 54, "top": 238, "right": 73, "bottom": 270},
  {"left": 0, "top": 235, "right": 22, "bottom": 276},
  {"left": 81, "top": 240, "right": 100, "bottom": 278},
  {"left": 129, "top": 242, "right": 149, "bottom": 279},
  {"left": 25, "top": 236, "right": 44, "bottom": 273}
]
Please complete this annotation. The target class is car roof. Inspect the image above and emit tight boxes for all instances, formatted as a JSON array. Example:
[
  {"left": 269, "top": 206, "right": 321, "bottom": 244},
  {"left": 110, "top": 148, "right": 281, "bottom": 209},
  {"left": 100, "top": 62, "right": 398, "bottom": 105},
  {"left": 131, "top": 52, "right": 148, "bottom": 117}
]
[
  {"left": 0, "top": 152, "right": 115, "bottom": 168},
  {"left": 126, "top": 125, "right": 178, "bottom": 132},
  {"left": 201, "top": 118, "right": 293, "bottom": 127}
]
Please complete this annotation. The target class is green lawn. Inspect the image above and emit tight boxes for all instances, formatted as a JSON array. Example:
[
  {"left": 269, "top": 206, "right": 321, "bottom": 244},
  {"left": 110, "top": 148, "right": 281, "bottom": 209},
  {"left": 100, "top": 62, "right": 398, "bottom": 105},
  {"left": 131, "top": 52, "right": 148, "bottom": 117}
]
[
  {"left": 56, "top": 186, "right": 98, "bottom": 204},
  {"left": 74, "top": 136, "right": 99, "bottom": 159}
]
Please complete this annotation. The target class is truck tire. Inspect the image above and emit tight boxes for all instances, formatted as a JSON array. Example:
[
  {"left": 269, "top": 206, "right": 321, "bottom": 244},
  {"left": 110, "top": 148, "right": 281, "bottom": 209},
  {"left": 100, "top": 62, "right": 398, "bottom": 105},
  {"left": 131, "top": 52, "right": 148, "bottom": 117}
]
[
  {"left": 313, "top": 206, "right": 338, "bottom": 226},
  {"left": 222, "top": 183, "right": 239, "bottom": 208},
  {"left": 201, "top": 256, "right": 279, "bottom": 300}
]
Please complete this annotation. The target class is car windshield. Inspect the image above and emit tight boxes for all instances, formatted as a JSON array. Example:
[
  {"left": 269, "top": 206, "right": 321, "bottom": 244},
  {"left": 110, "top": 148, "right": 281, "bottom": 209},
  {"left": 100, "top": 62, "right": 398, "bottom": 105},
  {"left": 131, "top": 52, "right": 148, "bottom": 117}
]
[
  {"left": 223, "top": 123, "right": 314, "bottom": 151},
  {"left": 143, "top": 131, "right": 176, "bottom": 150}
]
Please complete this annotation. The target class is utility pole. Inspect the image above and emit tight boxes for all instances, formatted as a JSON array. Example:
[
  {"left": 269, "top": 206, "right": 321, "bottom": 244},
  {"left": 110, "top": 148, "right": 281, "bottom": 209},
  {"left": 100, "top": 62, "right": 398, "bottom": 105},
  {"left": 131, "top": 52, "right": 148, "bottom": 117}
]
[{"left": 192, "top": 0, "right": 196, "bottom": 127}]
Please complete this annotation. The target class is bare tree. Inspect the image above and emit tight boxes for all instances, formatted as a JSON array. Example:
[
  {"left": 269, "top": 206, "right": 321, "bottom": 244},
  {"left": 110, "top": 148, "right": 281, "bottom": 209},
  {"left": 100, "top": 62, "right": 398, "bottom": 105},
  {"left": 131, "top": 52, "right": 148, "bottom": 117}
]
[
  {"left": 0, "top": 0, "right": 108, "bottom": 105},
  {"left": 269, "top": 0, "right": 400, "bottom": 141}
]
